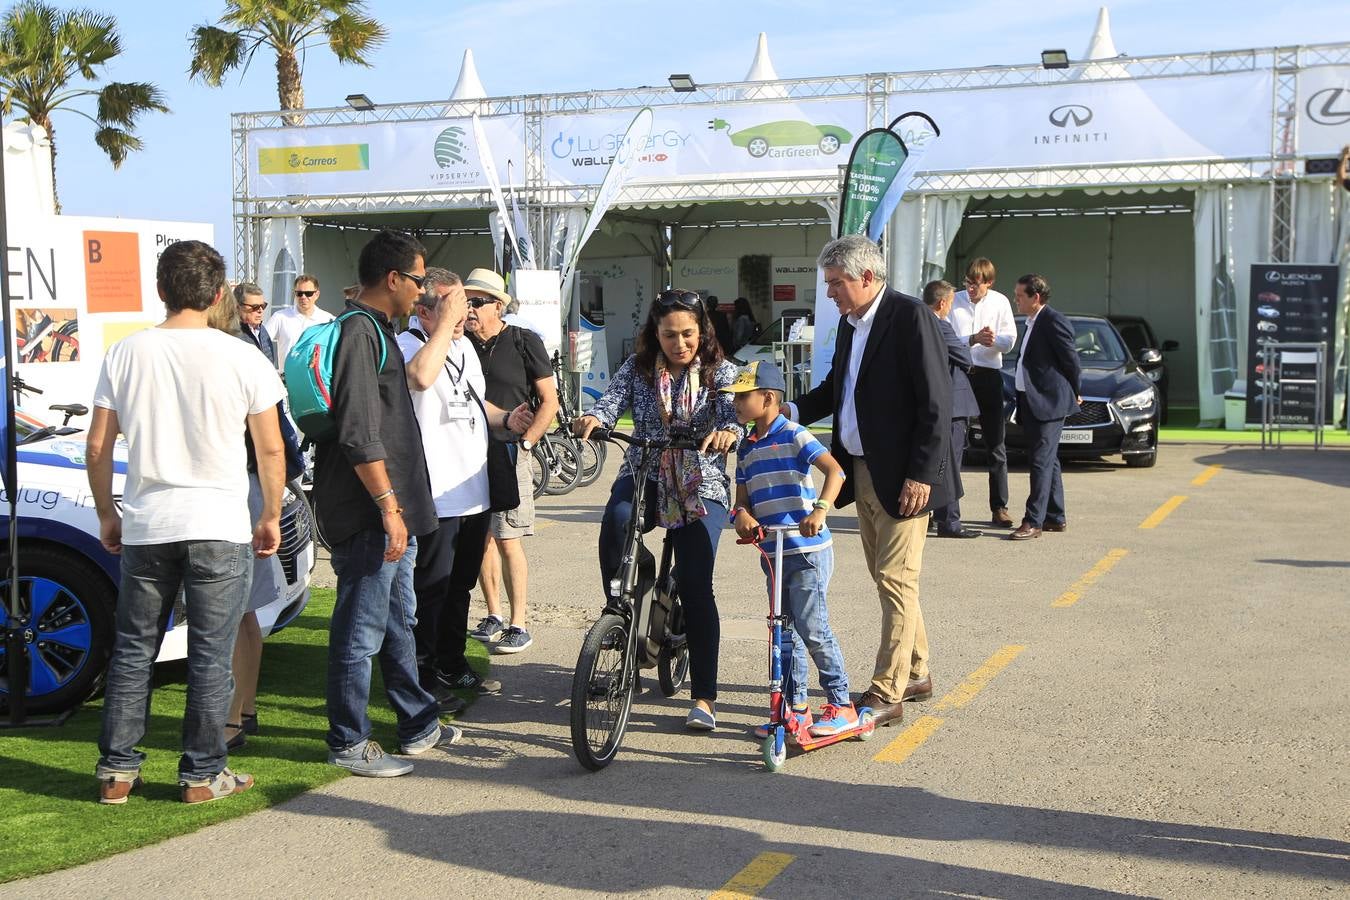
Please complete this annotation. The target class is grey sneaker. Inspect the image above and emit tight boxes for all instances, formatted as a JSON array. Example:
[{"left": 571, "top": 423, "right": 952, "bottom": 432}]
[
  {"left": 400, "top": 722, "right": 463, "bottom": 756},
  {"left": 180, "top": 767, "right": 255, "bottom": 804},
  {"left": 329, "top": 739, "right": 414, "bottom": 777},
  {"left": 469, "top": 615, "right": 505, "bottom": 643},
  {"left": 436, "top": 667, "right": 502, "bottom": 695},
  {"left": 492, "top": 626, "right": 533, "bottom": 655}
]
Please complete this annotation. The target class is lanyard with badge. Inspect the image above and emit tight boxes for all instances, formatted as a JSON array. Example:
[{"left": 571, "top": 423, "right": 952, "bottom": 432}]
[{"left": 411, "top": 328, "right": 477, "bottom": 431}]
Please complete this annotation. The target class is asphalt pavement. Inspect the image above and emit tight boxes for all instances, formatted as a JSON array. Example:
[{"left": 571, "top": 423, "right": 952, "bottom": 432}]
[{"left": 8, "top": 442, "right": 1349, "bottom": 898}]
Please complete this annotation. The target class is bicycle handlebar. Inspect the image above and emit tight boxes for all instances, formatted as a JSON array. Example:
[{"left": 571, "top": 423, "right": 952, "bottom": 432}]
[{"left": 589, "top": 427, "right": 701, "bottom": 452}]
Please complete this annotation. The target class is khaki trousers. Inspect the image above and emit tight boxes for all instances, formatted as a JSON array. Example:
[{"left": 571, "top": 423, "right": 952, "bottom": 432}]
[{"left": 853, "top": 461, "right": 930, "bottom": 704}]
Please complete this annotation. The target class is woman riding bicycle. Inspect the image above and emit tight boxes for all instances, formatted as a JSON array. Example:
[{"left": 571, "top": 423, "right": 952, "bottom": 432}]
[{"left": 574, "top": 289, "right": 742, "bottom": 731}]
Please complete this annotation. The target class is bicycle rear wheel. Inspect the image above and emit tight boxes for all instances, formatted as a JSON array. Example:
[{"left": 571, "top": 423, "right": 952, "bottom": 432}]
[
  {"left": 570, "top": 613, "right": 634, "bottom": 771},
  {"left": 575, "top": 437, "right": 606, "bottom": 488},
  {"left": 529, "top": 443, "right": 548, "bottom": 498},
  {"left": 541, "top": 434, "right": 582, "bottom": 495}
]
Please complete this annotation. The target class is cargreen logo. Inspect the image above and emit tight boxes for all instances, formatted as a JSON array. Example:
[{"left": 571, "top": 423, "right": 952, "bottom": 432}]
[{"left": 434, "top": 126, "right": 469, "bottom": 167}]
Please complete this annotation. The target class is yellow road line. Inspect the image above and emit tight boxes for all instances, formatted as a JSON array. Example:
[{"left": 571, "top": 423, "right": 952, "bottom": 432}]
[
  {"left": 933, "top": 644, "right": 1027, "bottom": 712},
  {"left": 710, "top": 852, "right": 794, "bottom": 899},
  {"left": 1053, "top": 548, "right": 1130, "bottom": 608},
  {"left": 1191, "top": 464, "right": 1222, "bottom": 487},
  {"left": 872, "top": 715, "right": 944, "bottom": 764},
  {"left": 1140, "top": 495, "right": 1187, "bottom": 529}
]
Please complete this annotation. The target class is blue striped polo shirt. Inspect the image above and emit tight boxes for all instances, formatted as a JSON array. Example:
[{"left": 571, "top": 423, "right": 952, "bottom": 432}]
[{"left": 735, "top": 414, "right": 831, "bottom": 556}]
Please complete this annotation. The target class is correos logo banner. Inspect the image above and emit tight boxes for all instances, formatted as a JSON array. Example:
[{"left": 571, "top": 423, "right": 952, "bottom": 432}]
[
  {"left": 885, "top": 69, "right": 1273, "bottom": 170},
  {"left": 543, "top": 99, "right": 864, "bottom": 186},
  {"left": 1297, "top": 66, "right": 1350, "bottom": 155},
  {"left": 246, "top": 115, "right": 527, "bottom": 196},
  {"left": 258, "top": 143, "right": 369, "bottom": 174}
]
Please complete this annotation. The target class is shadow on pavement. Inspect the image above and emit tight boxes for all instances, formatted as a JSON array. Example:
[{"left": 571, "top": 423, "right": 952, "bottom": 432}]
[{"left": 1194, "top": 446, "right": 1350, "bottom": 489}]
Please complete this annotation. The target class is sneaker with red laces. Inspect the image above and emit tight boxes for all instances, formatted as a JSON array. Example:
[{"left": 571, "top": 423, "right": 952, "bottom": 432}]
[
  {"left": 809, "top": 702, "right": 859, "bottom": 737},
  {"left": 754, "top": 706, "right": 813, "bottom": 739}
]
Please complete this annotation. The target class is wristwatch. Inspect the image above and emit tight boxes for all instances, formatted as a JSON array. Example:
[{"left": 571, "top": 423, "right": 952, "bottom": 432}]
[{"left": 520, "top": 438, "right": 534, "bottom": 451}]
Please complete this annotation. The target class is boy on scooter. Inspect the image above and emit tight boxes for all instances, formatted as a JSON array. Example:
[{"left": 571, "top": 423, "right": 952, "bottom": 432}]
[{"left": 725, "top": 362, "right": 854, "bottom": 738}]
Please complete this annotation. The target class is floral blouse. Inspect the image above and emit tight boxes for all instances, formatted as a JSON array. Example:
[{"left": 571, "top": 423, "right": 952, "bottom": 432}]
[{"left": 588, "top": 356, "right": 742, "bottom": 508}]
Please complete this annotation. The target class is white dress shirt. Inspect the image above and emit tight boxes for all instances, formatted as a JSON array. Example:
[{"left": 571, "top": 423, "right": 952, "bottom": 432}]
[
  {"left": 951, "top": 287, "right": 1016, "bottom": 370},
  {"left": 1015, "top": 306, "right": 1041, "bottom": 393},
  {"left": 836, "top": 283, "right": 886, "bottom": 457}
]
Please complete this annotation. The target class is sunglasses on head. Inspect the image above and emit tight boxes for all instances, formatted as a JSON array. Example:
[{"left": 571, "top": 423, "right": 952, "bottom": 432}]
[
  {"left": 467, "top": 296, "right": 498, "bottom": 308},
  {"left": 656, "top": 290, "right": 703, "bottom": 311},
  {"left": 240, "top": 302, "right": 268, "bottom": 312},
  {"left": 294, "top": 289, "right": 317, "bottom": 298}
]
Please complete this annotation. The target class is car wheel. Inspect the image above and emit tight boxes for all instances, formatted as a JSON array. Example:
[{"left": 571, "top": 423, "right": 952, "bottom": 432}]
[
  {"left": 1125, "top": 451, "right": 1157, "bottom": 468},
  {"left": 0, "top": 544, "right": 116, "bottom": 714},
  {"left": 818, "top": 134, "right": 841, "bottom": 154},
  {"left": 747, "top": 137, "right": 769, "bottom": 158}
]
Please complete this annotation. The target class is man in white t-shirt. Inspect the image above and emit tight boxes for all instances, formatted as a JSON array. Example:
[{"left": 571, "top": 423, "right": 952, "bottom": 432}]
[
  {"left": 86, "top": 240, "right": 286, "bottom": 806},
  {"left": 398, "top": 269, "right": 532, "bottom": 704},
  {"left": 949, "top": 257, "right": 1018, "bottom": 528},
  {"left": 266, "top": 273, "right": 336, "bottom": 374}
]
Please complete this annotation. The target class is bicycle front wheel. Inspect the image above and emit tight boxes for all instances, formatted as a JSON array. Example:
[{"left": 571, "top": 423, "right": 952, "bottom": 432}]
[
  {"left": 541, "top": 435, "right": 583, "bottom": 495},
  {"left": 529, "top": 443, "right": 548, "bottom": 498},
  {"left": 570, "top": 612, "right": 634, "bottom": 771},
  {"left": 575, "top": 437, "right": 606, "bottom": 488}
]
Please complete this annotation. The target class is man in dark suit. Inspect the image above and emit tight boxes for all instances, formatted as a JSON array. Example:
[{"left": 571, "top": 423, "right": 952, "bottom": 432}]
[
  {"left": 1010, "top": 274, "right": 1081, "bottom": 540},
  {"left": 790, "top": 235, "right": 951, "bottom": 727},
  {"left": 923, "top": 281, "right": 981, "bottom": 539},
  {"left": 234, "top": 283, "right": 277, "bottom": 366}
]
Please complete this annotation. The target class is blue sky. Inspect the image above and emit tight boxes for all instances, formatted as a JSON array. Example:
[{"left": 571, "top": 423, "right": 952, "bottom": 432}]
[{"left": 38, "top": 0, "right": 1349, "bottom": 273}]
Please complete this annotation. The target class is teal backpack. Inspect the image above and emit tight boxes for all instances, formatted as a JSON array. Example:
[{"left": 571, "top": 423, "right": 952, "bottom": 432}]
[{"left": 283, "top": 308, "right": 387, "bottom": 442}]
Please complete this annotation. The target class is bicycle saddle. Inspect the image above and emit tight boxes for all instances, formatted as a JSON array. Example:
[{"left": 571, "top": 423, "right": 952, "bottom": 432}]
[{"left": 50, "top": 403, "right": 89, "bottom": 416}]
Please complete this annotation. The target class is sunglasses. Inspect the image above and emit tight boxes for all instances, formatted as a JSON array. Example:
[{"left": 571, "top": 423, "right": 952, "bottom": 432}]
[
  {"left": 656, "top": 290, "right": 703, "bottom": 311},
  {"left": 467, "top": 296, "right": 499, "bottom": 308},
  {"left": 398, "top": 270, "right": 426, "bottom": 289},
  {"left": 240, "top": 302, "right": 268, "bottom": 312},
  {"left": 294, "top": 289, "right": 317, "bottom": 298}
]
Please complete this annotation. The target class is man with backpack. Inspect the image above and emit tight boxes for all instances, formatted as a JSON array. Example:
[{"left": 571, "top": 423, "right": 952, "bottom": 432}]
[
  {"left": 308, "top": 230, "right": 463, "bottom": 776},
  {"left": 463, "top": 269, "right": 559, "bottom": 655}
]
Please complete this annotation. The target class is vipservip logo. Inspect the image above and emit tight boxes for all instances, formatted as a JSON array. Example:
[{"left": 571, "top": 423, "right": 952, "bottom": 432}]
[
  {"left": 1035, "top": 104, "right": 1108, "bottom": 146},
  {"left": 430, "top": 126, "right": 481, "bottom": 184}
]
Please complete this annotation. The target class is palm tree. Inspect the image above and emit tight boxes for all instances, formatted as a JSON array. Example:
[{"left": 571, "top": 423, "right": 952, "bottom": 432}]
[
  {"left": 188, "top": 0, "right": 386, "bottom": 125},
  {"left": 0, "top": 1, "right": 168, "bottom": 212}
]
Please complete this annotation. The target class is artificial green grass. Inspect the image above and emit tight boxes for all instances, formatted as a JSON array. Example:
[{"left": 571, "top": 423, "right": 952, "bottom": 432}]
[
  {"left": 1158, "top": 426, "right": 1350, "bottom": 446},
  {"left": 0, "top": 588, "right": 488, "bottom": 883}
]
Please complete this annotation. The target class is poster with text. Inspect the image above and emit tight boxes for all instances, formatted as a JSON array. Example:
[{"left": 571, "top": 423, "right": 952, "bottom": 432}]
[{"left": 1244, "top": 263, "right": 1338, "bottom": 426}]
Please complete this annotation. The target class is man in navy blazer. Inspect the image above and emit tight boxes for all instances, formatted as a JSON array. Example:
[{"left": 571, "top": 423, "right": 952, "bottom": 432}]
[
  {"left": 1010, "top": 274, "right": 1081, "bottom": 540},
  {"left": 922, "top": 281, "right": 981, "bottom": 539},
  {"left": 791, "top": 236, "right": 951, "bottom": 726}
]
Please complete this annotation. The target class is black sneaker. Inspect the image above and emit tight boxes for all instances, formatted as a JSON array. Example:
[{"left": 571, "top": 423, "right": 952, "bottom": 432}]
[
  {"left": 423, "top": 681, "right": 469, "bottom": 714},
  {"left": 492, "top": 627, "right": 533, "bottom": 655},
  {"left": 469, "top": 615, "right": 505, "bottom": 643},
  {"left": 436, "top": 668, "right": 502, "bottom": 695}
]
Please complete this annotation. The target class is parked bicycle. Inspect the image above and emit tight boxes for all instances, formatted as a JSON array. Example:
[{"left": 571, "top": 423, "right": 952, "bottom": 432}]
[{"left": 570, "top": 428, "right": 691, "bottom": 771}]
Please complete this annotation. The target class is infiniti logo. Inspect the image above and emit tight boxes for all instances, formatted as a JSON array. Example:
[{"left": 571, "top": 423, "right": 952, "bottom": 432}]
[
  {"left": 1049, "top": 104, "right": 1093, "bottom": 128},
  {"left": 1306, "top": 87, "right": 1350, "bottom": 126}
]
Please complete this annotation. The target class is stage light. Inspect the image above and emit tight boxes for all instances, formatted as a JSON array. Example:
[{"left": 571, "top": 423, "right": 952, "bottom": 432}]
[
  {"left": 345, "top": 93, "right": 375, "bottom": 111},
  {"left": 667, "top": 74, "right": 697, "bottom": 93},
  {"left": 1041, "top": 50, "right": 1070, "bottom": 70}
]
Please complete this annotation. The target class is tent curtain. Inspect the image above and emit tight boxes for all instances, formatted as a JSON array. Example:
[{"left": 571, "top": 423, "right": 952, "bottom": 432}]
[
  {"left": 1295, "top": 181, "right": 1350, "bottom": 425},
  {"left": 1192, "top": 184, "right": 1268, "bottom": 421},
  {"left": 887, "top": 195, "right": 968, "bottom": 296},
  {"left": 254, "top": 216, "right": 304, "bottom": 309}
]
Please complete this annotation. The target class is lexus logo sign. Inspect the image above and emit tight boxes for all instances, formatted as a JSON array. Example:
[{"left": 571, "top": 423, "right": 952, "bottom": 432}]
[
  {"left": 1306, "top": 88, "right": 1350, "bottom": 126},
  {"left": 1049, "top": 104, "right": 1093, "bottom": 128}
]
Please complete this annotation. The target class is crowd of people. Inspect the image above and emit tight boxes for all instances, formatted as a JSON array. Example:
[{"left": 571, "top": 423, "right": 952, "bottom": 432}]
[{"left": 87, "top": 229, "right": 1081, "bottom": 803}]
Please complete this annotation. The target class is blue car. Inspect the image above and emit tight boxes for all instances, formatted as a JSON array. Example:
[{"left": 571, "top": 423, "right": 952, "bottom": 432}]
[{"left": 1, "top": 408, "right": 315, "bottom": 715}]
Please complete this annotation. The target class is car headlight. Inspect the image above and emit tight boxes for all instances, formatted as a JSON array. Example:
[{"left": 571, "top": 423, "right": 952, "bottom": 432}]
[{"left": 1115, "top": 388, "right": 1156, "bottom": 411}]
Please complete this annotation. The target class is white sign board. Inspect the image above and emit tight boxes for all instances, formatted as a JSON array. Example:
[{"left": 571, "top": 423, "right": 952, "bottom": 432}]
[
  {"left": 245, "top": 115, "right": 527, "bottom": 196},
  {"left": 510, "top": 268, "right": 563, "bottom": 357},
  {"left": 673, "top": 259, "right": 738, "bottom": 302},
  {"left": 10, "top": 215, "right": 215, "bottom": 425},
  {"left": 544, "top": 98, "right": 866, "bottom": 185},
  {"left": 888, "top": 70, "right": 1274, "bottom": 170},
  {"left": 1296, "top": 66, "right": 1350, "bottom": 156}
]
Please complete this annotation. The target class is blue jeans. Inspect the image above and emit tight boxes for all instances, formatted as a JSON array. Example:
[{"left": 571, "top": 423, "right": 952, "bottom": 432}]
[
  {"left": 327, "top": 529, "right": 440, "bottom": 752},
  {"left": 760, "top": 546, "right": 848, "bottom": 707},
  {"left": 98, "top": 540, "right": 251, "bottom": 779},
  {"left": 599, "top": 474, "right": 725, "bottom": 702}
]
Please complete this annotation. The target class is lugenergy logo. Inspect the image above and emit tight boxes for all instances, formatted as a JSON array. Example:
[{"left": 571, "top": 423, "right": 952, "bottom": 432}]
[
  {"left": 259, "top": 144, "right": 369, "bottom": 175},
  {"left": 678, "top": 263, "right": 734, "bottom": 278},
  {"left": 551, "top": 128, "right": 688, "bottom": 167}
]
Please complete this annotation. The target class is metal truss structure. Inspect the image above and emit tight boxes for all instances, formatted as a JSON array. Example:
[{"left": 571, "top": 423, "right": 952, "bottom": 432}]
[{"left": 232, "top": 41, "right": 1350, "bottom": 278}]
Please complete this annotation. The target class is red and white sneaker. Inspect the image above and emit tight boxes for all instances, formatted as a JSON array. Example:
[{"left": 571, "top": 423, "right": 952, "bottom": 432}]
[{"left": 809, "top": 702, "right": 859, "bottom": 737}]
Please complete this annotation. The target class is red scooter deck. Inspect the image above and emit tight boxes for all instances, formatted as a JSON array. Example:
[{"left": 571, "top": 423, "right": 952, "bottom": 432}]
[{"left": 786, "top": 709, "right": 877, "bottom": 753}]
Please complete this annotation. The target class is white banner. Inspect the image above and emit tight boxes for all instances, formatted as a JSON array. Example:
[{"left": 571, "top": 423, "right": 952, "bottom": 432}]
[
  {"left": 511, "top": 268, "right": 563, "bottom": 357},
  {"left": 544, "top": 98, "right": 865, "bottom": 185},
  {"left": 886, "top": 70, "right": 1273, "bottom": 170},
  {"left": 1297, "top": 66, "right": 1350, "bottom": 157},
  {"left": 246, "top": 115, "right": 526, "bottom": 196},
  {"left": 562, "top": 108, "right": 654, "bottom": 283}
]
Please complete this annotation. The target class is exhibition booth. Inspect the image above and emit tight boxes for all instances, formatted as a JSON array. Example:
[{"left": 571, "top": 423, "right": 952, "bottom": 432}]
[{"left": 230, "top": 23, "right": 1350, "bottom": 422}]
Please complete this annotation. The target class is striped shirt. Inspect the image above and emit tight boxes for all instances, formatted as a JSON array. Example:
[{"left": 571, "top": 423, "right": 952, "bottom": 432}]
[{"left": 736, "top": 414, "right": 831, "bottom": 556}]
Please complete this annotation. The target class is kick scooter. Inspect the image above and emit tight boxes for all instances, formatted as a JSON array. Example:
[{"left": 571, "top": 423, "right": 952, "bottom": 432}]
[{"left": 740, "top": 524, "right": 875, "bottom": 772}]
